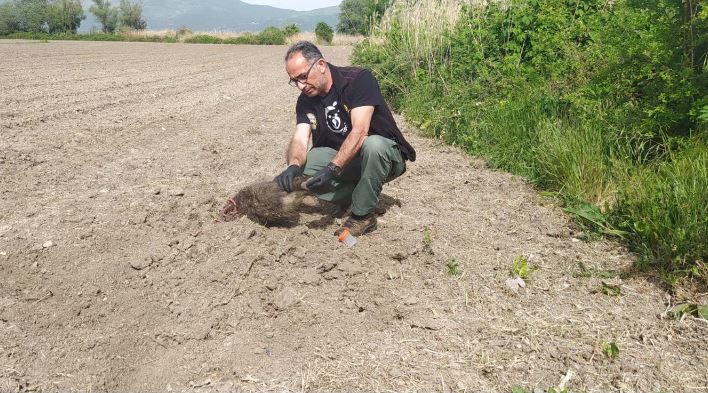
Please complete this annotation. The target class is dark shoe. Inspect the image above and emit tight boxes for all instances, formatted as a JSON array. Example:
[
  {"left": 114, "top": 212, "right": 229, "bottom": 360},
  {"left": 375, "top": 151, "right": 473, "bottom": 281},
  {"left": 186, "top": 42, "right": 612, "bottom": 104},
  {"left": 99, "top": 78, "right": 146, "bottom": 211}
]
[{"left": 335, "top": 214, "right": 377, "bottom": 237}]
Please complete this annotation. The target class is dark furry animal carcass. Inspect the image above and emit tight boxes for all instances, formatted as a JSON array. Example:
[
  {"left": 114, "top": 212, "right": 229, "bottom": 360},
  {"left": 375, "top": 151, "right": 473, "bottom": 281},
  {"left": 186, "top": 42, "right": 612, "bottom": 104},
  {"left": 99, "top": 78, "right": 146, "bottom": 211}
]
[{"left": 220, "top": 177, "right": 315, "bottom": 226}]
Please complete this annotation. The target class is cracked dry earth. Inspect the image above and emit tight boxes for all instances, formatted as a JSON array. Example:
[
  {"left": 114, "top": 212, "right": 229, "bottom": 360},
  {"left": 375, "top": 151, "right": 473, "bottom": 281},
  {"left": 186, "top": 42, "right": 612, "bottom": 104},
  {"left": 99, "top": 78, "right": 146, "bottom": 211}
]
[{"left": 0, "top": 41, "right": 706, "bottom": 393}]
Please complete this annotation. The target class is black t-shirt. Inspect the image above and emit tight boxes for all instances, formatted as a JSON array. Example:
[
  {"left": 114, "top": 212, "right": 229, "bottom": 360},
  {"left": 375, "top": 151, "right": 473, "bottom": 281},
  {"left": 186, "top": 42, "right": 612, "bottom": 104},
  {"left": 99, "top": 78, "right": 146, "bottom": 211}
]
[{"left": 295, "top": 64, "right": 416, "bottom": 161}]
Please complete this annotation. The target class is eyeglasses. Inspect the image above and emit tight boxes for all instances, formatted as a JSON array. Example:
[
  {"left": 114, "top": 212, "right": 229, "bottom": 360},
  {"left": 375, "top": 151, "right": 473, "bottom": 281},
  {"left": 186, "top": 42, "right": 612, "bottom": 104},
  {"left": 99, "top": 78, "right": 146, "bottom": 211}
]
[{"left": 288, "top": 58, "right": 321, "bottom": 87}]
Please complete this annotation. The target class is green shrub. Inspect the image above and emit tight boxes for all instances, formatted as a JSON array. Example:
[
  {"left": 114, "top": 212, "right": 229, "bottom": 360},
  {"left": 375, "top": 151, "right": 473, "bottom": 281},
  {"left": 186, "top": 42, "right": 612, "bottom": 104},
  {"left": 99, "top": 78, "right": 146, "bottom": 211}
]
[
  {"left": 257, "top": 26, "right": 285, "bottom": 45},
  {"left": 223, "top": 33, "right": 258, "bottom": 45},
  {"left": 282, "top": 23, "right": 299, "bottom": 37},
  {"left": 78, "top": 32, "right": 125, "bottom": 41},
  {"left": 183, "top": 34, "right": 223, "bottom": 44},
  {"left": 315, "top": 21, "right": 333, "bottom": 44}
]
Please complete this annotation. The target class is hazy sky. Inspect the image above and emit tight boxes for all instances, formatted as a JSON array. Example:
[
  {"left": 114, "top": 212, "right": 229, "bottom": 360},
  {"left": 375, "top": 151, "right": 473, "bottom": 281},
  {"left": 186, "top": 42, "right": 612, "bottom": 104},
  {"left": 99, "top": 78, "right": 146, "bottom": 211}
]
[{"left": 243, "top": 0, "right": 342, "bottom": 11}]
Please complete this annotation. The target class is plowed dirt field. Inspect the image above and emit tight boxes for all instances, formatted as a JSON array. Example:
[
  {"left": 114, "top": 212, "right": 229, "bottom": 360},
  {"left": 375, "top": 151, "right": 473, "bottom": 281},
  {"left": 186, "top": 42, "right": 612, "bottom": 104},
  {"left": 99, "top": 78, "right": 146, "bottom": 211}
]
[{"left": 1, "top": 41, "right": 706, "bottom": 393}]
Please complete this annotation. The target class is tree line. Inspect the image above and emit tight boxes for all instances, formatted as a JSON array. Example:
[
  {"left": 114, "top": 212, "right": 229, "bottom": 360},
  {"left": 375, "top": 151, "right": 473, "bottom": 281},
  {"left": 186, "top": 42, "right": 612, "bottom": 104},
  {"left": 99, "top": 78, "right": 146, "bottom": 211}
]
[
  {"left": 0, "top": 0, "right": 146, "bottom": 36},
  {"left": 1, "top": 0, "right": 391, "bottom": 38}
]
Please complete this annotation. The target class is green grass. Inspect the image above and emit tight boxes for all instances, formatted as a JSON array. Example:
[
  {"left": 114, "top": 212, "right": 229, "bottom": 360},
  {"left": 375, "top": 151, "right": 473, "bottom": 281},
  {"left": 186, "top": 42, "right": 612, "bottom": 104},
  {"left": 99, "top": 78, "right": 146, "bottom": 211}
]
[
  {"left": 182, "top": 34, "right": 223, "bottom": 44},
  {"left": 614, "top": 140, "right": 708, "bottom": 279},
  {"left": 353, "top": 0, "right": 708, "bottom": 287},
  {"left": 446, "top": 259, "right": 461, "bottom": 276}
]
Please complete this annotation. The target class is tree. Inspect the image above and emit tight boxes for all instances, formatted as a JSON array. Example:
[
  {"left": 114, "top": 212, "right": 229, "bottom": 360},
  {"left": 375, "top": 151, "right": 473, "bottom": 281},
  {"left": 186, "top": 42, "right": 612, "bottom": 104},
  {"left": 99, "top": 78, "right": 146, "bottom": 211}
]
[
  {"left": 315, "top": 21, "right": 333, "bottom": 44},
  {"left": 337, "top": 0, "right": 368, "bottom": 35},
  {"left": 0, "top": 0, "right": 86, "bottom": 35},
  {"left": 90, "top": 0, "right": 118, "bottom": 33},
  {"left": 337, "top": 0, "right": 391, "bottom": 35},
  {"left": 0, "top": 2, "right": 20, "bottom": 35},
  {"left": 15, "top": 0, "right": 50, "bottom": 33},
  {"left": 282, "top": 23, "right": 299, "bottom": 38},
  {"left": 47, "top": 0, "right": 85, "bottom": 34},
  {"left": 118, "top": 0, "right": 146, "bottom": 30}
]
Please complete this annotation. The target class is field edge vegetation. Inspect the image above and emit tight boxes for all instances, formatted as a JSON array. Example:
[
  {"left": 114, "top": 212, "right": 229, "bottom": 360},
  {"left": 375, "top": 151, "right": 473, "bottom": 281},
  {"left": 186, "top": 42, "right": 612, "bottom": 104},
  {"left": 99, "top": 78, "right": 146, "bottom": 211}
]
[{"left": 353, "top": 0, "right": 707, "bottom": 288}]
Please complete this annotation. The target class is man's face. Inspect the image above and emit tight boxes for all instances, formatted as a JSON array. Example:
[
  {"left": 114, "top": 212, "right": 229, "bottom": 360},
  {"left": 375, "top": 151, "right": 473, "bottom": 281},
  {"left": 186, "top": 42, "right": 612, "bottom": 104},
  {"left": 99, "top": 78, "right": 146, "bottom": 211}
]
[{"left": 286, "top": 52, "right": 325, "bottom": 97}]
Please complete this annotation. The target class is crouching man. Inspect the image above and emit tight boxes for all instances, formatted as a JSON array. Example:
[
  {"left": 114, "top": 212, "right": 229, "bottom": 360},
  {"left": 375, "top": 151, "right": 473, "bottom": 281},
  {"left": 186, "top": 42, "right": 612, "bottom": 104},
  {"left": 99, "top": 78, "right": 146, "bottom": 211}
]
[{"left": 275, "top": 41, "right": 416, "bottom": 236}]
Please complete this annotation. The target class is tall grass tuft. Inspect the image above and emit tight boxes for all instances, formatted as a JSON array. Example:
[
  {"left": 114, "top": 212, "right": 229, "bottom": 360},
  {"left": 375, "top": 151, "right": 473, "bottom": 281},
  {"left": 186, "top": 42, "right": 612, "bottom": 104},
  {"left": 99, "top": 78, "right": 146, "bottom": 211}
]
[
  {"left": 614, "top": 140, "right": 708, "bottom": 278},
  {"left": 372, "top": 0, "right": 466, "bottom": 76}
]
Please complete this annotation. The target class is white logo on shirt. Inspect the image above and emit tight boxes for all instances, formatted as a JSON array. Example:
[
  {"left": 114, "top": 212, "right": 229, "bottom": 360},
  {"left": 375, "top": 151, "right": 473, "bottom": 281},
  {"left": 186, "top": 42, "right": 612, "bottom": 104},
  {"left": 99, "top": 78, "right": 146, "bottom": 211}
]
[{"left": 324, "top": 101, "right": 348, "bottom": 135}]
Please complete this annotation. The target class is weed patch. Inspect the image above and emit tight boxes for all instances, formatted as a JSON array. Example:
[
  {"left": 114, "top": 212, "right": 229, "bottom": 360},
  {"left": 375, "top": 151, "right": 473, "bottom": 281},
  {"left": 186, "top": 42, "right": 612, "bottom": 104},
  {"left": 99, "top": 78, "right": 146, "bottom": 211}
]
[
  {"left": 592, "top": 281, "right": 622, "bottom": 297},
  {"left": 601, "top": 341, "right": 620, "bottom": 360},
  {"left": 511, "top": 255, "right": 537, "bottom": 280},
  {"left": 446, "top": 260, "right": 461, "bottom": 276}
]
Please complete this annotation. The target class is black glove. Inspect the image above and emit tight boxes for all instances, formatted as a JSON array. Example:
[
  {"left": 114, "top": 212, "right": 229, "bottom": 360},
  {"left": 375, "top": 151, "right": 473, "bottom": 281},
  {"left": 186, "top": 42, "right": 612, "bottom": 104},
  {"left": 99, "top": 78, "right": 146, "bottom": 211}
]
[
  {"left": 274, "top": 164, "right": 303, "bottom": 192},
  {"left": 306, "top": 162, "right": 341, "bottom": 192}
]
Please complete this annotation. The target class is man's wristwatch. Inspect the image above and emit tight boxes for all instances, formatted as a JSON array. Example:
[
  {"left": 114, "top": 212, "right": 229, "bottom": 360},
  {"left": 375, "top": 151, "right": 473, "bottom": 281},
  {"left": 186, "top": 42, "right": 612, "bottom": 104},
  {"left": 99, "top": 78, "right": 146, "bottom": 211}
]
[{"left": 326, "top": 162, "right": 343, "bottom": 177}]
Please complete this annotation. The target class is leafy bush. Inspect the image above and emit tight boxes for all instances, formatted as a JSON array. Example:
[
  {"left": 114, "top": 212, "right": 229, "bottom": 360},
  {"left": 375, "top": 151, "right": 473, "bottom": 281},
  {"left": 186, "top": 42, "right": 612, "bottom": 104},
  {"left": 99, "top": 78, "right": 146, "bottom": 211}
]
[
  {"left": 315, "top": 21, "right": 333, "bottom": 44},
  {"left": 282, "top": 23, "right": 299, "bottom": 37},
  {"left": 223, "top": 33, "right": 258, "bottom": 45},
  {"left": 257, "top": 26, "right": 285, "bottom": 45}
]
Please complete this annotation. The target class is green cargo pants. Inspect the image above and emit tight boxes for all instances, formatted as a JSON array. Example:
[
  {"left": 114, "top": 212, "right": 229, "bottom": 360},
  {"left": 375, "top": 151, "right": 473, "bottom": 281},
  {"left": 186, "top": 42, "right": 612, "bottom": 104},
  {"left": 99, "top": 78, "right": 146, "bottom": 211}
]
[{"left": 303, "top": 135, "right": 406, "bottom": 216}]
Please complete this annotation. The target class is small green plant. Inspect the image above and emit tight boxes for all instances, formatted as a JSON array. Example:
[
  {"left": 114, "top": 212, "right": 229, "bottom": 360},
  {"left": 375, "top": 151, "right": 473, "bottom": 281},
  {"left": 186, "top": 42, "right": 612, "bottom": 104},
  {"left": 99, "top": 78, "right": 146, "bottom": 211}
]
[
  {"left": 422, "top": 227, "right": 432, "bottom": 247},
  {"left": 564, "top": 203, "right": 627, "bottom": 238},
  {"left": 446, "top": 259, "right": 461, "bottom": 276},
  {"left": 669, "top": 303, "right": 708, "bottom": 320},
  {"left": 315, "top": 21, "right": 333, "bottom": 44},
  {"left": 421, "top": 226, "right": 434, "bottom": 255},
  {"left": 592, "top": 281, "right": 622, "bottom": 297},
  {"left": 511, "top": 255, "right": 537, "bottom": 280},
  {"left": 601, "top": 341, "right": 619, "bottom": 360}
]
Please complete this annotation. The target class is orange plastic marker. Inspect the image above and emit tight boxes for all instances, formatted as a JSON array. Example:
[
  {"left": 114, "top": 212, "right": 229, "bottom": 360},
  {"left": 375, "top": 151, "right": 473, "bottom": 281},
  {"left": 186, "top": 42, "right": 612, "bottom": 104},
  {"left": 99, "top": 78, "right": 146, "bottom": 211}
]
[{"left": 337, "top": 228, "right": 357, "bottom": 247}]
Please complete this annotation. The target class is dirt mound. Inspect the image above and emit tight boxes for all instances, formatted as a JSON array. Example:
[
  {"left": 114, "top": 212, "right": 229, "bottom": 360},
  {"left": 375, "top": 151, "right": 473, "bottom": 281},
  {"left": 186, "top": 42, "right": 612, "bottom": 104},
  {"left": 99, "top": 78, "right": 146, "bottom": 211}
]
[{"left": 0, "top": 41, "right": 705, "bottom": 393}]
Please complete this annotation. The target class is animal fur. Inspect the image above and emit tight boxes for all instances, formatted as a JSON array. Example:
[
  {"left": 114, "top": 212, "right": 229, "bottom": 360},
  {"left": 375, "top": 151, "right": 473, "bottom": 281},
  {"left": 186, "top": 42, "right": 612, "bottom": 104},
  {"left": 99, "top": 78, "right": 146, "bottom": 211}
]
[{"left": 221, "top": 177, "right": 329, "bottom": 227}]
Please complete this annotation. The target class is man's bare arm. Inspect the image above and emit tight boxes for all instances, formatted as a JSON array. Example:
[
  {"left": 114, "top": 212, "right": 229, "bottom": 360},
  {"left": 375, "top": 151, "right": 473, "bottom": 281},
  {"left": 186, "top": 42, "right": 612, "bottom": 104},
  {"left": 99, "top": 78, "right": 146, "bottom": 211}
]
[
  {"left": 330, "top": 106, "right": 374, "bottom": 168},
  {"left": 287, "top": 123, "right": 312, "bottom": 167}
]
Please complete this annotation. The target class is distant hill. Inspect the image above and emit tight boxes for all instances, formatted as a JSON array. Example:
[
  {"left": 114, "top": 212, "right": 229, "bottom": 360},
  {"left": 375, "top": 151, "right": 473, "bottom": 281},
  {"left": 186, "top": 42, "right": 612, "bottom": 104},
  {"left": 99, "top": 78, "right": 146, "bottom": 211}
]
[{"left": 78, "top": 0, "right": 340, "bottom": 32}]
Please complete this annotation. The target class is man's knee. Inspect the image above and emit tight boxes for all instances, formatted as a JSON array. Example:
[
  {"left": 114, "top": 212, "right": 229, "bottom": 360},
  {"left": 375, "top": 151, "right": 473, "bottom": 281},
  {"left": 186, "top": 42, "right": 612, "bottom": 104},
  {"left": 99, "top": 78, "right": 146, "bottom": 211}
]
[
  {"left": 361, "top": 135, "right": 393, "bottom": 158},
  {"left": 304, "top": 147, "right": 337, "bottom": 175}
]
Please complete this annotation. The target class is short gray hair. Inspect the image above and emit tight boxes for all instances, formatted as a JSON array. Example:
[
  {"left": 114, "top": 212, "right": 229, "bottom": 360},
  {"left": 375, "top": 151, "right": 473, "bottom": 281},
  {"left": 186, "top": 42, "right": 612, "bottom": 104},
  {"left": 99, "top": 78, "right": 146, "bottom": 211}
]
[{"left": 285, "top": 41, "right": 323, "bottom": 63}]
